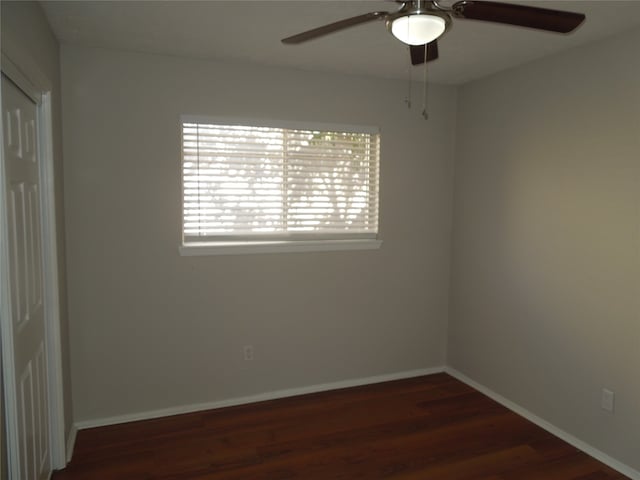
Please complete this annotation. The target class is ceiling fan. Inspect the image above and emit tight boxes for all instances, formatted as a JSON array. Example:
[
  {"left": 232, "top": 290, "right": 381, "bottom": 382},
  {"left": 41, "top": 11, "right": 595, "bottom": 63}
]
[{"left": 282, "top": 0, "right": 586, "bottom": 65}]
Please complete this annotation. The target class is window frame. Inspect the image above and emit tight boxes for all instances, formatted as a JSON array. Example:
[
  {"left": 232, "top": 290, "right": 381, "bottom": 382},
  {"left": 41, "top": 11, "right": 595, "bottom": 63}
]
[{"left": 179, "top": 115, "right": 382, "bottom": 256}]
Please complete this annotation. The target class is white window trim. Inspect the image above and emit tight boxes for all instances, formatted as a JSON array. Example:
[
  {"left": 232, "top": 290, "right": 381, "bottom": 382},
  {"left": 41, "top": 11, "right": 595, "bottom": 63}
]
[
  {"left": 179, "top": 238, "right": 382, "bottom": 256},
  {"left": 179, "top": 115, "right": 382, "bottom": 256}
]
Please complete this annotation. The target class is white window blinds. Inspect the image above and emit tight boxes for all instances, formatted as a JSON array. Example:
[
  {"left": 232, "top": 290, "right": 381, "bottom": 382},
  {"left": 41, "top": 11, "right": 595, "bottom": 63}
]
[{"left": 182, "top": 119, "right": 380, "bottom": 243}]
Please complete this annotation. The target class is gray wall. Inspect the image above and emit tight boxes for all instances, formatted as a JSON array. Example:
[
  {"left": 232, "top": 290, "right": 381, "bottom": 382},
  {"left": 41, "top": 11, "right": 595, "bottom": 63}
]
[
  {"left": 448, "top": 27, "right": 640, "bottom": 471},
  {"left": 1, "top": 0, "right": 73, "bottom": 460},
  {"left": 60, "top": 45, "right": 457, "bottom": 422}
]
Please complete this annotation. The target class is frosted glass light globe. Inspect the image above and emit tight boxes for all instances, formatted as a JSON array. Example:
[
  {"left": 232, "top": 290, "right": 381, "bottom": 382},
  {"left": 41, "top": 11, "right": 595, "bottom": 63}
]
[{"left": 391, "top": 15, "right": 446, "bottom": 45}]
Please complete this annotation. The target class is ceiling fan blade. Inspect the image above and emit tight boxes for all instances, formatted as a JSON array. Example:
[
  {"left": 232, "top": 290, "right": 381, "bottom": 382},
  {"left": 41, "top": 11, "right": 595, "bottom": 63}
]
[
  {"left": 410, "top": 40, "right": 439, "bottom": 66},
  {"left": 282, "top": 11, "right": 388, "bottom": 44},
  {"left": 451, "top": 1, "right": 585, "bottom": 33}
]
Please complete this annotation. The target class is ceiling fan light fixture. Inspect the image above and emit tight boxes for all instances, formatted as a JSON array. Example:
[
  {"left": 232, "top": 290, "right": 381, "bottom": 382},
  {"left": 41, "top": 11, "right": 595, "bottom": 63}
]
[{"left": 390, "top": 14, "right": 446, "bottom": 45}]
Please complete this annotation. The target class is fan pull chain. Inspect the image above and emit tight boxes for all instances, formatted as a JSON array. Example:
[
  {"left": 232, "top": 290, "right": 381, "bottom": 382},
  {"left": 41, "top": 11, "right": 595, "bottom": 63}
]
[
  {"left": 422, "top": 44, "right": 429, "bottom": 120},
  {"left": 405, "top": 47, "right": 412, "bottom": 109}
]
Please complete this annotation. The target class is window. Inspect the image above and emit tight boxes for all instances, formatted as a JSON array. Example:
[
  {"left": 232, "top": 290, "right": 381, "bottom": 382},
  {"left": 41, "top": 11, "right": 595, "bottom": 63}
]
[{"left": 180, "top": 116, "right": 381, "bottom": 255}]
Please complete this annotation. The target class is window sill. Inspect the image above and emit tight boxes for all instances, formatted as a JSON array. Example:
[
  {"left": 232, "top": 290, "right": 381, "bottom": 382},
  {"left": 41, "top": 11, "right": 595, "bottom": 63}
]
[{"left": 179, "top": 239, "right": 382, "bottom": 256}]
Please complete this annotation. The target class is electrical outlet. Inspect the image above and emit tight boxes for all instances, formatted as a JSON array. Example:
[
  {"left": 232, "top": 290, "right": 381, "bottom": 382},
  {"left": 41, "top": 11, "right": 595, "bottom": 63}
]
[
  {"left": 243, "top": 345, "right": 254, "bottom": 361},
  {"left": 601, "top": 389, "right": 615, "bottom": 413}
]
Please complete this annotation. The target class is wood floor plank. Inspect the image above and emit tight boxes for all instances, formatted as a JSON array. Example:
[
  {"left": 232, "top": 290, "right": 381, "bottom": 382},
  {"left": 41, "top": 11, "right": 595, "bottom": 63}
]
[{"left": 52, "top": 374, "right": 630, "bottom": 480}]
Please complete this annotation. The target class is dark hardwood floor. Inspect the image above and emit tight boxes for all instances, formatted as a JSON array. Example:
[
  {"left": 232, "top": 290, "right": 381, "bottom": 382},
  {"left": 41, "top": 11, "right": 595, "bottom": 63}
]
[{"left": 52, "top": 373, "right": 629, "bottom": 479}]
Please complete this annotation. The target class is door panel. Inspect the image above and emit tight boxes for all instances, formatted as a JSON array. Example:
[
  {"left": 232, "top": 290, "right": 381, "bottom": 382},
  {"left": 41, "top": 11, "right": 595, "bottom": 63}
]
[{"left": 2, "top": 76, "right": 50, "bottom": 480}]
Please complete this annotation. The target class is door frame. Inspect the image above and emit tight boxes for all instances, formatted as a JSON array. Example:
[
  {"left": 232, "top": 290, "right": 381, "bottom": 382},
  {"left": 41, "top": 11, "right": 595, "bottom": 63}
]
[{"left": 0, "top": 52, "right": 66, "bottom": 476}]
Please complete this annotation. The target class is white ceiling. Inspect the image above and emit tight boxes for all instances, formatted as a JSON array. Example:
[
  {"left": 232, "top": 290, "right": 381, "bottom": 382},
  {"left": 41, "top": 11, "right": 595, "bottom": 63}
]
[{"left": 41, "top": 0, "right": 640, "bottom": 85}]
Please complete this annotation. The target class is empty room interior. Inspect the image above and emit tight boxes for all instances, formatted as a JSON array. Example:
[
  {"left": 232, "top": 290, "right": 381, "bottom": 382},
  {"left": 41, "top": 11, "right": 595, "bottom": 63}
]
[{"left": 1, "top": 0, "right": 639, "bottom": 478}]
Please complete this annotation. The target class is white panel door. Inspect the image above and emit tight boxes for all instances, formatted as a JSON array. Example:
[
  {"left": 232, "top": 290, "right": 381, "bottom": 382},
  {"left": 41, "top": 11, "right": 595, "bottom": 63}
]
[{"left": 2, "top": 76, "right": 51, "bottom": 480}]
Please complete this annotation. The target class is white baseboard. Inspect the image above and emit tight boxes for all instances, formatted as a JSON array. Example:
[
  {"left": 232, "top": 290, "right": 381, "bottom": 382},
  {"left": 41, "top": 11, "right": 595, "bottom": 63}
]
[
  {"left": 65, "top": 425, "right": 77, "bottom": 464},
  {"left": 75, "top": 366, "right": 445, "bottom": 431},
  {"left": 444, "top": 367, "right": 640, "bottom": 480}
]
